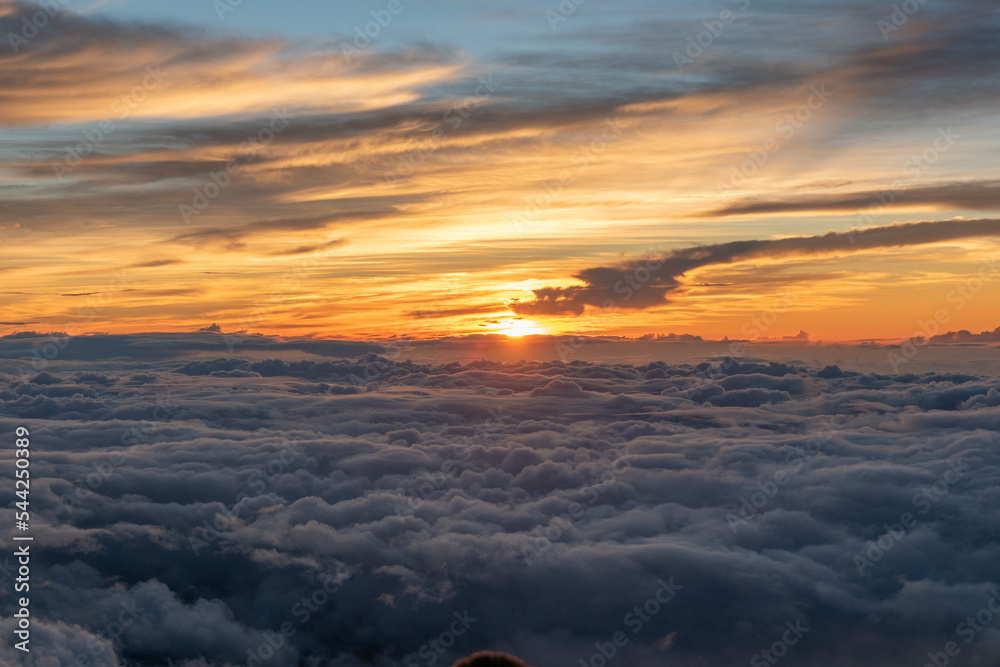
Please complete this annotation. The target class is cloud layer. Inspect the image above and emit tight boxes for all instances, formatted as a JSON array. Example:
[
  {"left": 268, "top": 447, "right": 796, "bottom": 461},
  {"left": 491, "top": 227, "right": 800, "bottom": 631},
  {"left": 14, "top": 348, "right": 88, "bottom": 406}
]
[{"left": 1, "top": 338, "right": 999, "bottom": 665}]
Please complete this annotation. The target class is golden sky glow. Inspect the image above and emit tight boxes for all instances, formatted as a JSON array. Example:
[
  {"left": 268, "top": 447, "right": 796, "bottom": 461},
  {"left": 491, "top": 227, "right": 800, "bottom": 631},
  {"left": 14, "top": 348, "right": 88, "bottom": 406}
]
[{"left": 2, "top": 0, "right": 1000, "bottom": 343}]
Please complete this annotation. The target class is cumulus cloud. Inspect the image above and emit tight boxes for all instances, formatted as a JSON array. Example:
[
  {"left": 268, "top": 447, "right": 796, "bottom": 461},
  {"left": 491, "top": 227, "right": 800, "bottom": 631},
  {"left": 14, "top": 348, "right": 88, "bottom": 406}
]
[
  {"left": 930, "top": 325, "right": 1000, "bottom": 344},
  {"left": 1, "top": 336, "right": 999, "bottom": 665}
]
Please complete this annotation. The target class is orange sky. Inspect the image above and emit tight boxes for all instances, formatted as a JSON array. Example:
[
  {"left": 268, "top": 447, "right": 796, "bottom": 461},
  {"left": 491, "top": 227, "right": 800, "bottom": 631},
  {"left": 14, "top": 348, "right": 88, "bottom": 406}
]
[{"left": 2, "top": 0, "right": 1000, "bottom": 342}]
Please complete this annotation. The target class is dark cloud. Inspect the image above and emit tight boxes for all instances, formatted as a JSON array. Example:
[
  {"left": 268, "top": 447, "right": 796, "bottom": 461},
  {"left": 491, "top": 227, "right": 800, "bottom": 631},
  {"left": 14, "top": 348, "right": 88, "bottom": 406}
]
[
  {"left": 60, "top": 290, "right": 138, "bottom": 297},
  {"left": 705, "top": 180, "right": 1000, "bottom": 217},
  {"left": 509, "top": 219, "right": 1000, "bottom": 316},
  {"left": 843, "top": 6, "right": 1000, "bottom": 105},
  {"left": 1, "top": 336, "right": 999, "bottom": 665},
  {"left": 128, "top": 258, "right": 185, "bottom": 269},
  {"left": 929, "top": 325, "right": 1000, "bottom": 344},
  {"left": 170, "top": 212, "right": 388, "bottom": 249},
  {"left": 268, "top": 238, "right": 347, "bottom": 257},
  {"left": 0, "top": 332, "right": 383, "bottom": 363}
]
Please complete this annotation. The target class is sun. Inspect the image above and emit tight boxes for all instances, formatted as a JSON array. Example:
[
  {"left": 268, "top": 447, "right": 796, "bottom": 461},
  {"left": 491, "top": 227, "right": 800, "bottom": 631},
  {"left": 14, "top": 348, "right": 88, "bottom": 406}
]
[{"left": 493, "top": 318, "right": 547, "bottom": 337}]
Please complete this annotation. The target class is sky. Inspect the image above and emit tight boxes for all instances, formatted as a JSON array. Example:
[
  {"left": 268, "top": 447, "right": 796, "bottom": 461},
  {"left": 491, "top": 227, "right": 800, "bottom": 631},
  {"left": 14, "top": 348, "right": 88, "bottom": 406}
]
[
  {"left": 2, "top": 0, "right": 1000, "bottom": 342},
  {"left": 3, "top": 5, "right": 1000, "bottom": 663}
]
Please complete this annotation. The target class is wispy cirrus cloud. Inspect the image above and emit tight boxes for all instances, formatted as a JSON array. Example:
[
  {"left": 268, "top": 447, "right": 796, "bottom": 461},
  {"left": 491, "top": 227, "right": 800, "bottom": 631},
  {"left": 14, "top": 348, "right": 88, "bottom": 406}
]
[
  {"left": 0, "top": 1, "right": 462, "bottom": 127},
  {"left": 268, "top": 238, "right": 347, "bottom": 256},
  {"left": 704, "top": 180, "right": 1000, "bottom": 217}
]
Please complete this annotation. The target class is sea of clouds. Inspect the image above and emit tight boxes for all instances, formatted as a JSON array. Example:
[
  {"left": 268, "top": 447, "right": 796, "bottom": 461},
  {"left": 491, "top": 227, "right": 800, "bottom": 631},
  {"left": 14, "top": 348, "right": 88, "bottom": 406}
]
[{"left": 1, "top": 334, "right": 999, "bottom": 666}]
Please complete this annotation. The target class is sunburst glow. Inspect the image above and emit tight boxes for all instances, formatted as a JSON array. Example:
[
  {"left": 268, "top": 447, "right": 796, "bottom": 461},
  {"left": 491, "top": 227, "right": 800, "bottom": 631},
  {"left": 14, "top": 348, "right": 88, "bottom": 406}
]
[{"left": 493, "top": 318, "right": 547, "bottom": 337}]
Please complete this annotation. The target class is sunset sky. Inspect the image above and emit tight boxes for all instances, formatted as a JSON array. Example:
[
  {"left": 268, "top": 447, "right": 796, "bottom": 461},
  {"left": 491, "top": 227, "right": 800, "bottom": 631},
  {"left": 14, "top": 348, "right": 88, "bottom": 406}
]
[
  {"left": 2, "top": 0, "right": 1000, "bottom": 341},
  {"left": 4, "top": 5, "right": 1000, "bottom": 665}
]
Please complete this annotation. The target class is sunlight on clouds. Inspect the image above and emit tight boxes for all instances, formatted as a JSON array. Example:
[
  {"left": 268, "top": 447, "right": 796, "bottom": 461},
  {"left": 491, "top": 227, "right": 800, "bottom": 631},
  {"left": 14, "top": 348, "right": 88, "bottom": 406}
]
[
  {"left": 486, "top": 318, "right": 547, "bottom": 337},
  {"left": 3, "top": 2, "right": 1000, "bottom": 342}
]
